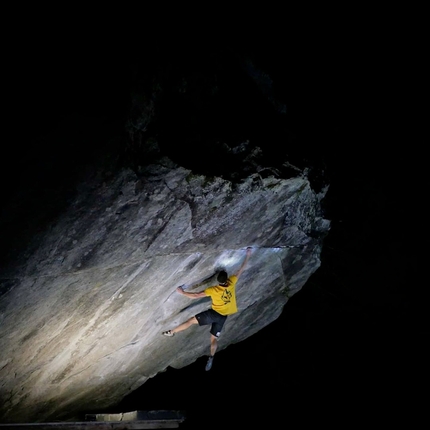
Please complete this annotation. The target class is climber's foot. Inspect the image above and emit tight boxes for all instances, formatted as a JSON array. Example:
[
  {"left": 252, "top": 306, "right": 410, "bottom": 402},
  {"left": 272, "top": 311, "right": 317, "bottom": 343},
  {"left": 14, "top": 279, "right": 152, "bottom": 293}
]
[
  {"left": 162, "top": 330, "right": 174, "bottom": 337},
  {"left": 205, "top": 355, "right": 214, "bottom": 371}
]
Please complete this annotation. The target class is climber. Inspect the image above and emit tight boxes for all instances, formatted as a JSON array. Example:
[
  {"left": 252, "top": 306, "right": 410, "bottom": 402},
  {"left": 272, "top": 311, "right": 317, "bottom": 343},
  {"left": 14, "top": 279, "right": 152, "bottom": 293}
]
[{"left": 162, "top": 247, "right": 253, "bottom": 371}]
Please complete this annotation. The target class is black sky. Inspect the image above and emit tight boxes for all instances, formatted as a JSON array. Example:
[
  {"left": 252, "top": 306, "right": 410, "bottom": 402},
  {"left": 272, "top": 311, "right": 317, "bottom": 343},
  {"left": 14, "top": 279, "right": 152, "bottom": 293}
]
[{"left": 2, "top": 24, "right": 425, "bottom": 428}]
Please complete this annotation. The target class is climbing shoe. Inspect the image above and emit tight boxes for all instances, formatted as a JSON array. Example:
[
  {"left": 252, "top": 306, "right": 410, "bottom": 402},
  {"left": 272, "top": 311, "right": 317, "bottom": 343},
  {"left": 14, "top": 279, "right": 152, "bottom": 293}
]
[
  {"left": 205, "top": 355, "right": 214, "bottom": 371},
  {"left": 162, "top": 330, "right": 174, "bottom": 337}
]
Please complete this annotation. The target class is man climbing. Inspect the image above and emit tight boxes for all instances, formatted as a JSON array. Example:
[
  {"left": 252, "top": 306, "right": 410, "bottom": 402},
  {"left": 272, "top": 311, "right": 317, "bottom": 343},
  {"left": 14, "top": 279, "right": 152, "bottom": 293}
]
[{"left": 162, "top": 247, "right": 253, "bottom": 371}]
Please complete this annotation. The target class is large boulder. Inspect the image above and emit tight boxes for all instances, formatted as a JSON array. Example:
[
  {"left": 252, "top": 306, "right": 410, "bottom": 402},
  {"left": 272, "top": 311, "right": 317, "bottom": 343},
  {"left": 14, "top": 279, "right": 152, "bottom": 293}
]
[{"left": 0, "top": 157, "right": 329, "bottom": 422}]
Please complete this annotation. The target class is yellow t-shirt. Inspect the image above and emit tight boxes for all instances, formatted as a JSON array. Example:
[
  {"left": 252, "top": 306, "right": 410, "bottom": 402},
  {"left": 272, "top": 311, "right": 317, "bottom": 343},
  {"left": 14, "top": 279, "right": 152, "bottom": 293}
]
[{"left": 204, "top": 275, "right": 238, "bottom": 316}]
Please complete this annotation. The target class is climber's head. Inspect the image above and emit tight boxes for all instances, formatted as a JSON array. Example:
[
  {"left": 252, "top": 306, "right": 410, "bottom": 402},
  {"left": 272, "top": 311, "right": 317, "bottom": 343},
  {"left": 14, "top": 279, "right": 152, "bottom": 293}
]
[{"left": 217, "top": 270, "right": 228, "bottom": 286}]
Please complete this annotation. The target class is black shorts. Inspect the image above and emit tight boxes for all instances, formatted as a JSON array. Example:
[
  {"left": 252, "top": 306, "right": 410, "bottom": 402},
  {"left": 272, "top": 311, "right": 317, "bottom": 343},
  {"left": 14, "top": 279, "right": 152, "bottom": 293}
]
[{"left": 195, "top": 309, "right": 227, "bottom": 338}]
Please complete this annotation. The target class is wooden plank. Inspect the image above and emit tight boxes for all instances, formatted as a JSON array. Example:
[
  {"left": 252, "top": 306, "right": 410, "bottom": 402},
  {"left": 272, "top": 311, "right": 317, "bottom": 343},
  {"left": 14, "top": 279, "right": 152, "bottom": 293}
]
[{"left": 85, "top": 410, "right": 184, "bottom": 423}]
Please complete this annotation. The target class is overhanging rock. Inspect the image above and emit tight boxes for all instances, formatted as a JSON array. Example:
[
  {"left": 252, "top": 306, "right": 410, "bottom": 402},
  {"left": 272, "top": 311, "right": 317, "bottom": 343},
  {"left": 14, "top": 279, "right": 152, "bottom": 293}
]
[{"left": 0, "top": 158, "right": 330, "bottom": 422}]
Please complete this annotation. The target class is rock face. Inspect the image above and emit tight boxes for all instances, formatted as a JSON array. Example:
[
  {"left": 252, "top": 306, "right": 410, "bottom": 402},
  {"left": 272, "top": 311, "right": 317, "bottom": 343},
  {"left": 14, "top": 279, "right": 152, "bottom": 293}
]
[{"left": 0, "top": 156, "right": 329, "bottom": 423}]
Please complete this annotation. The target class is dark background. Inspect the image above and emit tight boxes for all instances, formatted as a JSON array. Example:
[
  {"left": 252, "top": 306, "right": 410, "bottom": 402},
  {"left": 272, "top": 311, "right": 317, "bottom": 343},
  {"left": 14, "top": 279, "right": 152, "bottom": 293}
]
[{"left": 2, "top": 22, "right": 425, "bottom": 427}]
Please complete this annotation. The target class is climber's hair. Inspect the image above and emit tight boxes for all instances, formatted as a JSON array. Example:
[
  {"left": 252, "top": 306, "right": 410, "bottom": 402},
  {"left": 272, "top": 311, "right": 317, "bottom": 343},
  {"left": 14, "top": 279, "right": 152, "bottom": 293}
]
[{"left": 217, "top": 270, "right": 228, "bottom": 285}]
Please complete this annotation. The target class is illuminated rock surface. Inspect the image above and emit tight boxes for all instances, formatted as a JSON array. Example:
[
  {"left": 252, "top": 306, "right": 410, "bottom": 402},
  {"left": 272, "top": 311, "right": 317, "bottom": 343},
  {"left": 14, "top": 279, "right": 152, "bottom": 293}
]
[{"left": 0, "top": 157, "right": 329, "bottom": 422}]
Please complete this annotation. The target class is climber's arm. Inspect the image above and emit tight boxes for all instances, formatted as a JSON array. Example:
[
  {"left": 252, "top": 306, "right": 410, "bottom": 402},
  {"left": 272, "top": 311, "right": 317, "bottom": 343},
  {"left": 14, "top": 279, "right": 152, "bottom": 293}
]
[
  {"left": 234, "top": 247, "right": 253, "bottom": 278},
  {"left": 176, "top": 286, "right": 206, "bottom": 299}
]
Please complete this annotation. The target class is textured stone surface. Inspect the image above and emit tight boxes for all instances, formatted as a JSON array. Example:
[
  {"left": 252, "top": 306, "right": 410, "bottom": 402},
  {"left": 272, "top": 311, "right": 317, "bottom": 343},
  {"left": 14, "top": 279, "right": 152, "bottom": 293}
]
[{"left": 0, "top": 157, "right": 329, "bottom": 423}]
